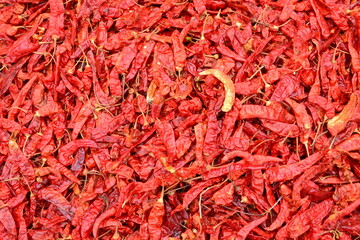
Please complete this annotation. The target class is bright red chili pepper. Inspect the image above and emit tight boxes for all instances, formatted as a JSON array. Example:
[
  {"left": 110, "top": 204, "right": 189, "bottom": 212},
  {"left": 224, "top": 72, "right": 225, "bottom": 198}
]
[{"left": 0, "top": 1, "right": 359, "bottom": 238}]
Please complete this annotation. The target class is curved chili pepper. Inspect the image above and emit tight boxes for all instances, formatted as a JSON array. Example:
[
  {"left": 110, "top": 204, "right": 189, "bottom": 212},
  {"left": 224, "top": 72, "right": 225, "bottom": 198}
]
[
  {"left": 38, "top": 187, "right": 74, "bottom": 220},
  {"left": 333, "top": 183, "right": 360, "bottom": 203},
  {"left": 236, "top": 215, "right": 268, "bottom": 240},
  {"left": 92, "top": 206, "right": 117, "bottom": 239},
  {"left": 199, "top": 69, "right": 235, "bottom": 112},
  {"left": 58, "top": 139, "right": 98, "bottom": 166},
  {"left": 81, "top": 198, "right": 103, "bottom": 239},
  {"left": 327, "top": 93, "right": 357, "bottom": 136}
]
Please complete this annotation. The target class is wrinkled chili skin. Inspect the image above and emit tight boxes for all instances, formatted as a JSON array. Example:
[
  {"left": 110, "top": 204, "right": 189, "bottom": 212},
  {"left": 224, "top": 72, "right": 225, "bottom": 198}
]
[{"left": 0, "top": 0, "right": 359, "bottom": 239}]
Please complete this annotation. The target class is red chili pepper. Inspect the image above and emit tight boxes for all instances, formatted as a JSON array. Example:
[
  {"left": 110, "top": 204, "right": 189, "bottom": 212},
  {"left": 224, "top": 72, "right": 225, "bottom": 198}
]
[
  {"left": 287, "top": 199, "right": 334, "bottom": 238},
  {"left": 265, "top": 151, "right": 326, "bottom": 183},
  {"left": 80, "top": 198, "right": 103, "bottom": 239},
  {"left": 238, "top": 104, "right": 295, "bottom": 123},
  {"left": 126, "top": 41, "right": 156, "bottom": 81},
  {"left": 327, "top": 92, "right": 358, "bottom": 136},
  {"left": 155, "top": 120, "right": 176, "bottom": 163},
  {"left": 8, "top": 74, "right": 39, "bottom": 120},
  {"left": 45, "top": 156, "right": 81, "bottom": 184},
  {"left": 114, "top": 42, "right": 137, "bottom": 74},
  {"left": 92, "top": 206, "right": 117, "bottom": 239},
  {"left": 5, "top": 25, "right": 39, "bottom": 64},
  {"left": 333, "top": 183, "right": 360, "bottom": 203},
  {"left": 173, "top": 178, "right": 219, "bottom": 213},
  {"left": 13, "top": 203, "right": 27, "bottom": 240},
  {"left": 0, "top": 118, "right": 22, "bottom": 133},
  {"left": 47, "top": 0, "right": 64, "bottom": 40},
  {"left": 6, "top": 139, "right": 35, "bottom": 182},
  {"left": 0, "top": 200, "right": 17, "bottom": 237},
  {"left": 336, "top": 134, "right": 360, "bottom": 152},
  {"left": 211, "top": 183, "right": 235, "bottom": 205},
  {"left": 292, "top": 164, "right": 328, "bottom": 203},
  {"left": 60, "top": 72, "right": 85, "bottom": 101},
  {"left": 58, "top": 139, "right": 98, "bottom": 166},
  {"left": 148, "top": 192, "right": 165, "bottom": 240},
  {"left": 1, "top": 1, "right": 360, "bottom": 238},
  {"left": 236, "top": 215, "right": 268, "bottom": 240},
  {"left": 38, "top": 187, "right": 74, "bottom": 220}
]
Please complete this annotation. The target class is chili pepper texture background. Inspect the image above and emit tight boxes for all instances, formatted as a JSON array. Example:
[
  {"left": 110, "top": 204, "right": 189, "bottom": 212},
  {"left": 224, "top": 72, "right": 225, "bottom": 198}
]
[{"left": 0, "top": 0, "right": 360, "bottom": 239}]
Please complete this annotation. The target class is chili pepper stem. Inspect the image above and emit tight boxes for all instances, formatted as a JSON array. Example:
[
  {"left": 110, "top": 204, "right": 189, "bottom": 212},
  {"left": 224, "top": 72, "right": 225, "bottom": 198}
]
[
  {"left": 251, "top": 139, "right": 275, "bottom": 154},
  {"left": 304, "top": 141, "right": 310, "bottom": 157}
]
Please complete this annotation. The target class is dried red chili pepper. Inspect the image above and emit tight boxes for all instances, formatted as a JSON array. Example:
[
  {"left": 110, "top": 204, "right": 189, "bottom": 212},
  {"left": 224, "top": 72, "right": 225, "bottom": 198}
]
[
  {"left": 323, "top": 198, "right": 360, "bottom": 230},
  {"left": 200, "top": 69, "right": 235, "bottom": 112},
  {"left": 155, "top": 121, "right": 176, "bottom": 163},
  {"left": 265, "top": 151, "right": 325, "bottom": 183},
  {"left": 0, "top": 200, "right": 17, "bottom": 237},
  {"left": 58, "top": 139, "right": 98, "bottom": 166},
  {"left": 0, "top": 1, "right": 359, "bottom": 238},
  {"left": 335, "top": 133, "right": 360, "bottom": 153},
  {"left": 38, "top": 187, "right": 74, "bottom": 220},
  {"left": 5, "top": 25, "right": 39, "bottom": 64},
  {"left": 13, "top": 203, "right": 27, "bottom": 240},
  {"left": 327, "top": 92, "right": 357, "bottom": 136},
  {"left": 45, "top": 156, "right": 80, "bottom": 184},
  {"left": 236, "top": 215, "right": 268, "bottom": 240},
  {"left": 81, "top": 198, "right": 103, "bottom": 239},
  {"left": 238, "top": 104, "right": 295, "bottom": 123},
  {"left": 148, "top": 191, "right": 165, "bottom": 239},
  {"left": 333, "top": 183, "right": 360, "bottom": 203},
  {"left": 287, "top": 199, "right": 334, "bottom": 238},
  {"left": 8, "top": 74, "right": 39, "bottom": 120},
  {"left": 265, "top": 199, "right": 290, "bottom": 231}
]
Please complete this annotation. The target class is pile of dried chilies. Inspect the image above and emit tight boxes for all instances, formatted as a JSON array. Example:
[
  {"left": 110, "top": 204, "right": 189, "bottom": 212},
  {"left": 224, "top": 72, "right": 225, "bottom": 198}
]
[{"left": 1, "top": 0, "right": 360, "bottom": 239}]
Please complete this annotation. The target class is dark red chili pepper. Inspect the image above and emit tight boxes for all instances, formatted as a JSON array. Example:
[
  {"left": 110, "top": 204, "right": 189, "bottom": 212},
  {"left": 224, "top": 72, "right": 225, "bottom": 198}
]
[{"left": 38, "top": 187, "right": 74, "bottom": 220}]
